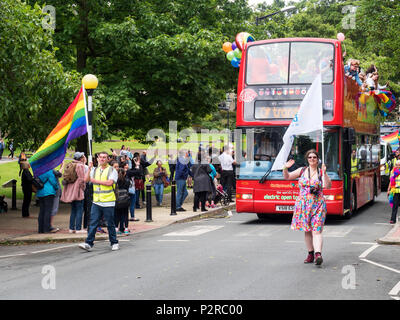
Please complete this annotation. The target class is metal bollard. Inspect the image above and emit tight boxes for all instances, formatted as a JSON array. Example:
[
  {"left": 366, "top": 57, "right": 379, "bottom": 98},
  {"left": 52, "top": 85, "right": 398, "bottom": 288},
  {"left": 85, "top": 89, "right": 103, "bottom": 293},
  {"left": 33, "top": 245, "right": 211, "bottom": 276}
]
[
  {"left": 170, "top": 180, "right": 177, "bottom": 216},
  {"left": 145, "top": 184, "right": 153, "bottom": 222},
  {"left": 11, "top": 179, "right": 17, "bottom": 210}
]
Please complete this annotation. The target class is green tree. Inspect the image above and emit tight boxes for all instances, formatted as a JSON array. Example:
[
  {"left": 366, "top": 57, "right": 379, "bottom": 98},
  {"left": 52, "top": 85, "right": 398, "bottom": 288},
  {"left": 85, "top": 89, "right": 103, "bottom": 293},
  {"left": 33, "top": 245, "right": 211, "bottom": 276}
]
[{"left": 0, "top": 0, "right": 81, "bottom": 150}]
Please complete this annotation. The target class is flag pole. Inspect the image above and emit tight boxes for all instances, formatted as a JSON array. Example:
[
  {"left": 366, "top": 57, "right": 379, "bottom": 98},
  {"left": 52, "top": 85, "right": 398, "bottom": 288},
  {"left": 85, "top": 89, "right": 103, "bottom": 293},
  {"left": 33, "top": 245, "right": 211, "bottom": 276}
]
[{"left": 82, "top": 84, "right": 92, "bottom": 163}]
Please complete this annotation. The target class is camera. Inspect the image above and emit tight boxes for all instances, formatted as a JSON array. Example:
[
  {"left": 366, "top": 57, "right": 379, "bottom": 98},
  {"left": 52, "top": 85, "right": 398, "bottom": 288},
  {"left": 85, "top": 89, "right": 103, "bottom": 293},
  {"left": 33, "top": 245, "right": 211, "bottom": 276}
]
[{"left": 309, "top": 186, "right": 320, "bottom": 196}]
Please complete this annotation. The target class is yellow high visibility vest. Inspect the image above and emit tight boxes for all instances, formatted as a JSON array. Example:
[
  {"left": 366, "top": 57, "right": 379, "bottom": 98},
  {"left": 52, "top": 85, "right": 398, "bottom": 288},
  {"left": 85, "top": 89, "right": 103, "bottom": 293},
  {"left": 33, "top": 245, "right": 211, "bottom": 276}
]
[
  {"left": 92, "top": 166, "right": 116, "bottom": 202},
  {"left": 351, "top": 158, "right": 358, "bottom": 173}
]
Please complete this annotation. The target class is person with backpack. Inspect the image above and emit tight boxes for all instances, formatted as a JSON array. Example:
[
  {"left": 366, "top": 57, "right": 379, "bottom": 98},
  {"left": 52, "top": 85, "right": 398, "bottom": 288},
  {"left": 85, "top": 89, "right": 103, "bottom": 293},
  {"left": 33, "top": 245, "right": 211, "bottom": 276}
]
[
  {"left": 61, "top": 152, "right": 87, "bottom": 233},
  {"left": 283, "top": 149, "right": 331, "bottom": 266},
  {"left": 114, "top": 168, "right": 131, "bottom": 234}
]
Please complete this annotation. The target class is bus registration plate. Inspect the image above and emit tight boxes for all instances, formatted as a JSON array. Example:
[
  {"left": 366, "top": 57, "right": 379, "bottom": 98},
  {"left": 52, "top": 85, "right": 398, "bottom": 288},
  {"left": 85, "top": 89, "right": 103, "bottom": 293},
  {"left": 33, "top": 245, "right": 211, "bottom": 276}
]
[{"left": 276, "top": 205, "right": 294, "bottom": 212}]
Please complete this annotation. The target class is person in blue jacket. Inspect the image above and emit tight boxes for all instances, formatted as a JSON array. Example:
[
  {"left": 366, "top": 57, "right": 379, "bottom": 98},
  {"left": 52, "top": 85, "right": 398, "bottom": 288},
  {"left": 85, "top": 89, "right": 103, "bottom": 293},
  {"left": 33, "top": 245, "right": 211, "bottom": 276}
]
[
  {"left": 36, "top": 169, "right": 59, "bottom": 233},
  {"left": 175, "top": 150, "right": 193, "bottom": 211}
]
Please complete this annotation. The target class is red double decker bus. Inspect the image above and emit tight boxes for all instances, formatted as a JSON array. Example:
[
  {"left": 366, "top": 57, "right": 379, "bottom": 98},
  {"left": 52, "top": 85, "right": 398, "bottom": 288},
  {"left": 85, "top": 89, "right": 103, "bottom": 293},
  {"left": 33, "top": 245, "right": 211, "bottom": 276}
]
[{"left": 235, "top": 37, "right": 381, "bottom": 219}]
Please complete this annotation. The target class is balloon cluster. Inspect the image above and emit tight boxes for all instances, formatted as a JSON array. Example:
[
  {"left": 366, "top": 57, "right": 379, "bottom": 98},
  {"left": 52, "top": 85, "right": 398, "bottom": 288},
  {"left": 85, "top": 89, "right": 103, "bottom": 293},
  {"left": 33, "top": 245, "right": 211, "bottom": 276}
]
[{"left": 222, "top": 32, "right": 255, "bottom": 68}]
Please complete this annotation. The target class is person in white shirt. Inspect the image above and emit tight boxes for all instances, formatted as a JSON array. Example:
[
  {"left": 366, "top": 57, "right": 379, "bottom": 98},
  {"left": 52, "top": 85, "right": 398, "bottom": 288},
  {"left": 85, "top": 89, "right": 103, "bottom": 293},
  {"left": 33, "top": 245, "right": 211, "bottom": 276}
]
[
  {"left": 79, "top": 151, "right": 119, "bottom": 252},
  {"left": 218, "top": 146, "right": 236, "bottom": 203}
]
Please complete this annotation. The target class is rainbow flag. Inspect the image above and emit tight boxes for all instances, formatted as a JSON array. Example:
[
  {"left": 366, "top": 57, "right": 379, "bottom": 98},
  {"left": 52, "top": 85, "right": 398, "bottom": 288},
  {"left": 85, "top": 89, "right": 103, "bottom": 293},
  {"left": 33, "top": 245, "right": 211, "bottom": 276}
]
[
  {"left": 381, "top": 130, "right": 400, "bottom": 151},
  {"left": 29, "top": 87, "right": 87, "bottom": 177}
]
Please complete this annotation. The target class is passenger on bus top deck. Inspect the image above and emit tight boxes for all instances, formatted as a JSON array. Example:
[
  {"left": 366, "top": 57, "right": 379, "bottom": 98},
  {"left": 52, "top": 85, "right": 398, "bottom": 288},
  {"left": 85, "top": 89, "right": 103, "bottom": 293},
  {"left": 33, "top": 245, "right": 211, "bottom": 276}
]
[{"left": 344, "top": 59, "right": 363, "bottom": 86}]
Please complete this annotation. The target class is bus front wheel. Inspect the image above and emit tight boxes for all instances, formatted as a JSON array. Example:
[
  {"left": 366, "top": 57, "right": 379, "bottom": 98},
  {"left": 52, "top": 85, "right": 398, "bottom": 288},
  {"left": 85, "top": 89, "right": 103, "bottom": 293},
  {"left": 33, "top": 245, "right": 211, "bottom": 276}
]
[{"left": 345, "top": 191, "right": 357, "bottom": 219}]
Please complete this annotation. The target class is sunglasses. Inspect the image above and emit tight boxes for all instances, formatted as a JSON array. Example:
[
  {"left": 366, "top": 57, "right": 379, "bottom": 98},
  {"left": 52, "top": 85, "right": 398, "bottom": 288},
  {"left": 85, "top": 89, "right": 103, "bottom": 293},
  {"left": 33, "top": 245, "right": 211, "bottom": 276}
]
[{"left": 308, "top": 156, "right": 318, "bottom": 159}]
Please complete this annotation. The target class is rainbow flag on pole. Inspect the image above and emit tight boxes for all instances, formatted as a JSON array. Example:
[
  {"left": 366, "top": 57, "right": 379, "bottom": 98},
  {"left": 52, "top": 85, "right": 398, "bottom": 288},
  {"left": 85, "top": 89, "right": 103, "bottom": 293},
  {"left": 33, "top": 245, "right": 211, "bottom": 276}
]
[
  {"left": 381, "top": 130, "right": 400, "bottom": 151},
  {"left": 29, "top": 86, "right": 88, "bottom": 177}
]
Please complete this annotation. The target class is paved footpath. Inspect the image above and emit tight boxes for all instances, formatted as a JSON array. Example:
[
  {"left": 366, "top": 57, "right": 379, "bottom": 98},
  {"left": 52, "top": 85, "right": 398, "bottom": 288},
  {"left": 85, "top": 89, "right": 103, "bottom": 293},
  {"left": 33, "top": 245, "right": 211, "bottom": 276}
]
[{"left": 0, "top": 189, "right": 235, "bottom": 244}]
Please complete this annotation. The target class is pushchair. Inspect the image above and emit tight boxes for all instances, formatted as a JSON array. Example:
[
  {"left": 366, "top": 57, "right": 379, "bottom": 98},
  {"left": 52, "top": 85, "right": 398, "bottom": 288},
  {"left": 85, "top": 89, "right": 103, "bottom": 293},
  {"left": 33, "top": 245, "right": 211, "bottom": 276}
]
[
  {"left": 214, "top": 185, "right": 230, "bottom": 206},
  {"left": 0, "top": 195, "right": 8, "bottom": 213}
]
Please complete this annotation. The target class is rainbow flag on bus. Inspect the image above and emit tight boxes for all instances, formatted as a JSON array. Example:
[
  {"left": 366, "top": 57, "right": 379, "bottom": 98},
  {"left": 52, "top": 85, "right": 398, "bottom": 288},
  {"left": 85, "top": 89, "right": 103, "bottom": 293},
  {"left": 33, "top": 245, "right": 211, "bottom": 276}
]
[
  {"left": 29, "top": 87, "right": 88, "bottom": 177},
  {"left": 381, "top": 130, "right": 400, "bottom": 151}
]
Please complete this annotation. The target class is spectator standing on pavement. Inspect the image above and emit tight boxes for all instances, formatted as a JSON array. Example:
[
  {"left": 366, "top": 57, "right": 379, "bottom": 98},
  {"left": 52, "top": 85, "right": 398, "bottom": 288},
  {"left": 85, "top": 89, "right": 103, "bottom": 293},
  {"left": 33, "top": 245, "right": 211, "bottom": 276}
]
[
  {"left": 387, "top": 159, "right": 400, "bottom": 224},
  {"left": 218, "top": 146, "right": 236, "bottom": 203},
  {"left": 140, "top": 151, "right": 156, "bottom": 205},
  {"left": 126, "top": 156, "right": 142, "bottom": 221},
  {"left": 20, "top": 161, "right": 33, "bottom": 218},
  {"left": 175, "top": 150, "right": 193, "bottom": 212},
  {"left": 50, "top": 162, "right": 64, "bottom": 232},
  {"left": 79, "top": 151, "right": 119, "bottom": 251},
  {"left": 186, "top": 150, "right": 194, "bottom": 188},
  {"left": 0, "top": 138, "right": 5, "bottom": 160},
  {"left": 61, "top": 152, "right": 87, "bottom": 234},
  {"left": 36, "top": 169, "right": 59, "bottom": 233},
  {"left": 152, "top": 160, "right": 167, "bottom": 206},
  {"left": 191, "top": 153, "right": 212, "bottom": 212},
  {"left": 7, "top": 139, "right": 14, "bottom": 160},
  {"left": 114, "top": 168, "right": 131, "bottom": 234},
  {"left": 283, "top": 149, "right": 331, "bottom": 266},
  {"left": 168, "top": 154, "right": 176, "bottom": 181}
]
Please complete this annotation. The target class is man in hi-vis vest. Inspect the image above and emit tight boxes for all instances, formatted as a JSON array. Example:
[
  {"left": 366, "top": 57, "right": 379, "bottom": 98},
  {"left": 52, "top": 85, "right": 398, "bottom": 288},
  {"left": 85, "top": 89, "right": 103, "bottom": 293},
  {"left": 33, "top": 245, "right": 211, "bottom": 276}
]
[{"left": 79, "top": 151, "right": 119, "bottom": 251}]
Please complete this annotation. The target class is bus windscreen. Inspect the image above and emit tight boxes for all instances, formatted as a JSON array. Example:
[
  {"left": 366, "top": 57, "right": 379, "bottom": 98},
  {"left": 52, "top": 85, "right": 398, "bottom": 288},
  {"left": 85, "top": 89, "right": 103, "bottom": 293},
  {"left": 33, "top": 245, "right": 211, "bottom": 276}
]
[{"left": 246, "top": 42, "right": 334, "bottom": 85}]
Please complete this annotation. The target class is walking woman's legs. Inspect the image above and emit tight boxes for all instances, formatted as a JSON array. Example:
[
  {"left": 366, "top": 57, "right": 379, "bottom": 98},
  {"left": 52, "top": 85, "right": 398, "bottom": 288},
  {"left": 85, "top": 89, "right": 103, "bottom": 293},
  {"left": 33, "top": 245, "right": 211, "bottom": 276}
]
[
  {"left": 304, "top": 231, "right": 314, "bottom": 252},
  {"left": 312, "top": 231, "right": 323, "bottom": 253}
]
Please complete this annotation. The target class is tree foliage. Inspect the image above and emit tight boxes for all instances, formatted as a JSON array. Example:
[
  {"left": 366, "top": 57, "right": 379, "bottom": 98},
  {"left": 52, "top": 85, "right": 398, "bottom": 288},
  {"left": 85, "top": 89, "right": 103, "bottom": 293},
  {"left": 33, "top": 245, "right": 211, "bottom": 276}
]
[{"left": 2, "top": 0, "right": 400, "bottom": 147}]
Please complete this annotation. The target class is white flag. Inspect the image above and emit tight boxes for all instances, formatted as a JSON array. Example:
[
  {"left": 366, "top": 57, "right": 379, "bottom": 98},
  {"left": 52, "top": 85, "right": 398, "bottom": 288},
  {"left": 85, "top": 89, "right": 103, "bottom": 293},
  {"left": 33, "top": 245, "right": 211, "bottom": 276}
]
[{"left": 271, "top": 73, "right": 323, "bottom": 171}]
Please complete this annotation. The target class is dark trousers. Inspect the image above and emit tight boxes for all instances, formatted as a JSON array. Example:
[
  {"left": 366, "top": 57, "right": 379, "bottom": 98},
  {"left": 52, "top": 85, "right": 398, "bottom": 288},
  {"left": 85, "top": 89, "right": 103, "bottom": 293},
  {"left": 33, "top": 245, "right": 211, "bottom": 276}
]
[
  {"left": 22, "top": 186, "right": 32, "bottom": 217},
  {"left": 83, "top": 183, "right": 93, "bottom": 229},
  {"left": 115, "top": 207, "right": 129, "bottom": 232},
  {"left": 391, "top": 193, "right": 400, "bottom": 222},
  {"left": 38, "top": 195, "right": 55, "bottom": 233},
  {"left": 221, "top": 170, "right": 234, "bottom": 202},
  {"left": 0, "top": 149, "right": 3, "bottom": 159},
  {"left": 86, "top": 204, "right": 118, "bottom": 247},
  {"left": 194, "top": 191, "right": 207, "bottom": 211}
]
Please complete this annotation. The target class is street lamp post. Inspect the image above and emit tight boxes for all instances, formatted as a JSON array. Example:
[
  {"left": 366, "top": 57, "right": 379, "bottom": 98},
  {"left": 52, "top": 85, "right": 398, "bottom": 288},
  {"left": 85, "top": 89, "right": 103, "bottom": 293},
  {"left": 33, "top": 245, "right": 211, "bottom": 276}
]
[
  {"left": 82, "top": 74, "right": 98, "bottom": 163},
  {"left": 255, "top": 5, "right": 296, "bottom": 26}
]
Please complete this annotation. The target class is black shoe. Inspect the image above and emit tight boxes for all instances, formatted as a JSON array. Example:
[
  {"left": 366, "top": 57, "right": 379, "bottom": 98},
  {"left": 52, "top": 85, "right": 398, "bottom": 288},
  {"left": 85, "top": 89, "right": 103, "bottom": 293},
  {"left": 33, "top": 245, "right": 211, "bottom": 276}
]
[
  {"left": 193, "top": 207, "right": 198, "bottom": 212},
  {"left": 177, "top": 207, "right": 186, "bottom": 212},
  {"left": 201, "top": 208, "right": 208, "bottom": 212}
]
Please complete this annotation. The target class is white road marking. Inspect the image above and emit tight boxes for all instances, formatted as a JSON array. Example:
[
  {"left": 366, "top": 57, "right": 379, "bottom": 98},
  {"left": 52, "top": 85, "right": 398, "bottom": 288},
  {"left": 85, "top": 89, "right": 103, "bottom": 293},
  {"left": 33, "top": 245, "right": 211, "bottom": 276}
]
[
  {"left": 359, "top": 244, "right": 380, "bottom": 259},
  {"left": 360, "top": 258, "right": 400, "bottom": 274},
  {"left": 389, "top": 280, "right": 400, "bottom": 297},
  {"left": 158, "top": 240, "right": 190, "bottom": 242},
  {"left": 351, "top": 242, "right": 377, "bottom": 245},
  {"left": 163, "top": 225, "right": 224, "bottom": 237},
  {"left": 31, "top": 244, "right": 77, "bottom": 254},
  {"left": 0, "top": 253, "right": 27, "bottom": 259},
  {"left": 236, "top": 225, "right": 286, "bottom": 237}
]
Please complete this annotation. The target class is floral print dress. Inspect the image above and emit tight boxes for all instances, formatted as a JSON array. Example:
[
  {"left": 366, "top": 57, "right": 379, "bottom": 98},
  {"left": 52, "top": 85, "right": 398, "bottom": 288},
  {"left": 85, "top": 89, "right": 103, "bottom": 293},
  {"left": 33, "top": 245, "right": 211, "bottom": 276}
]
[{"left": 291, "top": 168, "right": 327, "bottom": 232}]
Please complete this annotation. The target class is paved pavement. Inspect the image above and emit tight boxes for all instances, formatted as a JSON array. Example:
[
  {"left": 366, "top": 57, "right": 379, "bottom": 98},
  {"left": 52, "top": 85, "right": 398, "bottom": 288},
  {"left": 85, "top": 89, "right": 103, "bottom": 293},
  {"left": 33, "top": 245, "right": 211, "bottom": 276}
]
[{"left": 0, "top": 189, "right": 235, "bottom": 244}]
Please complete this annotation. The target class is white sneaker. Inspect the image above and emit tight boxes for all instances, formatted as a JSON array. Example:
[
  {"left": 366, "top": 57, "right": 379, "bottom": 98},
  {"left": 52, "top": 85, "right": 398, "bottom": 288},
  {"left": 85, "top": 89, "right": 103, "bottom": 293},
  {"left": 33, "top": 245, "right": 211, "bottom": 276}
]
[
  {"left": 69, "top": 229, "right": 76, "bottom": 234},
  {"left": 111, "top": 243, "right": 119, "bottom": 251},
  {"left": 79, "top": 243, "right": 92, "bottom": 251},
  {"left": 76, "top": 230, "right": 87, "bottom": 234}
]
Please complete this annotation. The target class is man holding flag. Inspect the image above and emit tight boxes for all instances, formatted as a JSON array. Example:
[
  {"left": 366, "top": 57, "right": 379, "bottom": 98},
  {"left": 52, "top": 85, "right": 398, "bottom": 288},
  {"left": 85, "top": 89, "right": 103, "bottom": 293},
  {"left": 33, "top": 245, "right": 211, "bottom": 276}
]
[
  {"left": 271, "top": 74, "right": 331, "bottom": 266},
  {"left": 29, "top": 85, "right": 90, "bottom": 234}
]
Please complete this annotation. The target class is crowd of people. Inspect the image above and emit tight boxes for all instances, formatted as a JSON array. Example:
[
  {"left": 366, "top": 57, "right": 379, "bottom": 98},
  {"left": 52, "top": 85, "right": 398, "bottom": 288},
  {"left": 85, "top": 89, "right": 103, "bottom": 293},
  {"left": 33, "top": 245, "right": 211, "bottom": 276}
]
[
  {"left": 344, "top": 59, "right": 388, "bottom": 92},
  {"left": 16, "top": 143, "right": 237, "bottom": 250}
]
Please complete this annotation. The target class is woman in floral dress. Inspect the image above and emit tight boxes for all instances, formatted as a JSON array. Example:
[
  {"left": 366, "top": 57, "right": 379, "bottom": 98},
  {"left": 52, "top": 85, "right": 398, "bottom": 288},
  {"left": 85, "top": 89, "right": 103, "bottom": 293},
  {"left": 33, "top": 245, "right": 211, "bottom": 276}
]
[{"left": 283, "top": 149, "right": 331, "bottom": 266}]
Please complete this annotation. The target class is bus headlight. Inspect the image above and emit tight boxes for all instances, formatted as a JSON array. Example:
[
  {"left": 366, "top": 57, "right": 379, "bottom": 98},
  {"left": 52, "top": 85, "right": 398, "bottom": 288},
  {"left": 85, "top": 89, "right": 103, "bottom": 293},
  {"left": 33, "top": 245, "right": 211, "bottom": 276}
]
[
  {"left": 237, "top": 194, "right": 253, "bottom": 200},
  {"left": 324, "top": 195, "right": 335, "bottom": 201}
]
